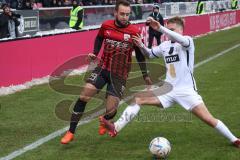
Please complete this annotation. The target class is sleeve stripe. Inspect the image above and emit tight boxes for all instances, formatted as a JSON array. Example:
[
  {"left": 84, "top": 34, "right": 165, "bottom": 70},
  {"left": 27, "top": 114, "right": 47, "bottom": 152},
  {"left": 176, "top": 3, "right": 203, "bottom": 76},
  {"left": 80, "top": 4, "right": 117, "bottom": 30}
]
[
  {"left": 151, "top": 49, "right": 159, "bottom": 58},
  {"left": 186, "top": 50, "right": 189, "bottom": 66}
]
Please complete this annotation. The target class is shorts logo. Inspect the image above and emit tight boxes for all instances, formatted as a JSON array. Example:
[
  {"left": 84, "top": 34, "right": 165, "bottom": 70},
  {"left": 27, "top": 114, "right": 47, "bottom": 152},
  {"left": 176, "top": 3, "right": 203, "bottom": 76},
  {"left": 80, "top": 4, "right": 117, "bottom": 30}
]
[
  {"left": 88, "top": 73, "right": 98, "bottom": 82},
  {"left": 121, "top": 85, "right": 125, "bottom": 93},
  {"left": 118, "top": 85, "right": 125, "bottom": 97},
  {"left": 165, "top": 55, "right": 180, "bottom": 64},
  {"left": 124, "top": 34, "right": 130, "bottom": 41}
]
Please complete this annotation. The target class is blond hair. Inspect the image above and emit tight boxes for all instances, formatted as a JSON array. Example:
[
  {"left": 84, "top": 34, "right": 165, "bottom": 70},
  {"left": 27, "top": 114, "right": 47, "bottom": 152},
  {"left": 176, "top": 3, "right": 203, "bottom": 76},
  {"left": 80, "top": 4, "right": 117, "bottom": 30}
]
[{"left": 167, "top": 16, "right": 185, "bottom": 29}]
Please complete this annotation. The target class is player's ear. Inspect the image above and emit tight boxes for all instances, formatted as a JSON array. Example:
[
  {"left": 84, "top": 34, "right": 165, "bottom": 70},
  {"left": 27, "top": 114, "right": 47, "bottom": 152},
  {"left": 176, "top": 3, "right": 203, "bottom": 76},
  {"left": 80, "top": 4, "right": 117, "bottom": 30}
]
[{"left": 178, "top": 26, "right": 184, "bottom": 34}]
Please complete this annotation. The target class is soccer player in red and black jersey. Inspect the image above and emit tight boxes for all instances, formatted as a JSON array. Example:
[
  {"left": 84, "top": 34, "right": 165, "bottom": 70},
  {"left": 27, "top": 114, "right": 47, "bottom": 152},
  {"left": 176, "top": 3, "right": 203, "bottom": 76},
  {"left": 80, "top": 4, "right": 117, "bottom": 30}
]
[{"left": 61, "top": 0, "right": 152, "bottom": 144}]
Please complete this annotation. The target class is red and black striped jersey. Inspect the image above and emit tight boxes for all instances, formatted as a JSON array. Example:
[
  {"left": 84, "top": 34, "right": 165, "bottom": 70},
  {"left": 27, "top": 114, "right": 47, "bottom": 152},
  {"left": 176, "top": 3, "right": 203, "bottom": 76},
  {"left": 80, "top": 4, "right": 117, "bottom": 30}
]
[{"left": 96, "top": 20, "right": 142, "bottom": 80}]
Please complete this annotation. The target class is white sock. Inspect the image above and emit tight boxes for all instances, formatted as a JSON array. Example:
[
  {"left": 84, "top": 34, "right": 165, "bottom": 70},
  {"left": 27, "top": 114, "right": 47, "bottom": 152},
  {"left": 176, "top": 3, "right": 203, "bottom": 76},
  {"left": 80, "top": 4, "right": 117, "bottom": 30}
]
[
  {"left": 114, "top": 104, "right": 140, "bottom": 132},
  {"left": 215, "top": 120, "right": 238, "bottom": 142}
]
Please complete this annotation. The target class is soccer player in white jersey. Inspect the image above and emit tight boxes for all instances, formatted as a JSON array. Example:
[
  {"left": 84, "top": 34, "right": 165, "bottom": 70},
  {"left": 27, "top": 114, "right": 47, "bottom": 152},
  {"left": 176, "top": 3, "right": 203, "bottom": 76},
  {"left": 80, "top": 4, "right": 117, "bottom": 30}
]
[{"left": 100, "top": 16, "right": 240, "bottom": 148}]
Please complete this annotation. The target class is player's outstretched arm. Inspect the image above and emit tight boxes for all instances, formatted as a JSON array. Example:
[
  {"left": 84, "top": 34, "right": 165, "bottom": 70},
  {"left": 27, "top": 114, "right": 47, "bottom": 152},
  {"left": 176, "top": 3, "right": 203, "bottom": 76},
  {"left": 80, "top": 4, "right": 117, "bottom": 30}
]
[
  {"left": 159, "top": 26, "right": 189, "bottom": 47},
  {"left": 147, "top": 17, "right": 189, "bottom": 47}
]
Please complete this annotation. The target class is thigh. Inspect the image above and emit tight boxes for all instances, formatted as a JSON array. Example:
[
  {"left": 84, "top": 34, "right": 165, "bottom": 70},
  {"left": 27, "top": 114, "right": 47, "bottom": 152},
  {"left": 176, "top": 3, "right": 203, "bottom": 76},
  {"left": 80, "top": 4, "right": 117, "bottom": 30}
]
[
  {"left": 80, "top": 83, "right": 98, "bottom": 98},
  {"left": 107, "top": 76, "right": 126, "bottom": 99},
  {"left": 136, "top": 96, "right": 162, "bottom": 107},
  {"left": 134, "top": 84, "right": 174, "bottom": 108},
  {"left": 86, "top": 67, "right": 107, "bottom": 90},
  {"left": 157, "top": 91, "right": 175, "bottom": 109},
  {"left": 175, "top": 89, "right": 204, "bottom": 111}
]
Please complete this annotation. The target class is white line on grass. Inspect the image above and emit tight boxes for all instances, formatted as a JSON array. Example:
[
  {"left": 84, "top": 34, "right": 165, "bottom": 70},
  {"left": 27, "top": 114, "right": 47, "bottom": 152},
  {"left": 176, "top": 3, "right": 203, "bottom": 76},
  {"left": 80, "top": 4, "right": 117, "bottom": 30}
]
[
  {"left": 195, "top": 43, "right": 240, "bottom": 68},
  {"left": 0, "top": 43, "right": 240, "bottom": 160}
]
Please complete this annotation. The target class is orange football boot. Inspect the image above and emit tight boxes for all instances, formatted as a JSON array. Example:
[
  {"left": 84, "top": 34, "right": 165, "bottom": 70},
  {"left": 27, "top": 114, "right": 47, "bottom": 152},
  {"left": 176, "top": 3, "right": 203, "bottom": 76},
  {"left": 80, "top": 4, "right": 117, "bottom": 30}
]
[
  {"left": 61, "top": 131, "right": 74, "bottom": 144},
  {"left": 99, "top": 122, "right": 107, "bottom": 135}
]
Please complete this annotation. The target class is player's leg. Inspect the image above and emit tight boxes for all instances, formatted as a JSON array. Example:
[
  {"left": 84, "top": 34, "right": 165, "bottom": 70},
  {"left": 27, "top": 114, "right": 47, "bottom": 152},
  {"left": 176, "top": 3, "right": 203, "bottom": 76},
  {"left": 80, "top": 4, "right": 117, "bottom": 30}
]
[
  {"left": 111, "top": 88, "right": 175, "bottom": 132},
  {"left": 61, "top": 83, "right": 99, "bottom": 144},
  {"left": 98, "top": 95, "right": 120, "bottom": 135},
  {"left": 100, "top": 83, "right": 174, "bottom": 137},
  {"left": 61, "top": 67, "right": 106, "bottom": 144},
  {"left": 98, "top": 76, "right": 123, "bottom": 135},
  {"left": 114, "top": 94, "right": 161, "bottom": 132},
  {"left": 99, "top": 95, "right": 120, "bottom": 136},
  {"left": 191, "top": 103, "right": 239, "bottom": 147},
  {"left": 69, "top": 83, "right": 98, "bottom": 134},
  {"left": 69, "top": 67, "right": 107, "bottom": 134},
  {"left": 175, "top": 89, "right": 239, "bottom": 147},
  {"left": 100, "top": 91, "right": 163, "bottom": 137},
  {"left": 105, "top": 95, "right": 120, "bottom": 120}
]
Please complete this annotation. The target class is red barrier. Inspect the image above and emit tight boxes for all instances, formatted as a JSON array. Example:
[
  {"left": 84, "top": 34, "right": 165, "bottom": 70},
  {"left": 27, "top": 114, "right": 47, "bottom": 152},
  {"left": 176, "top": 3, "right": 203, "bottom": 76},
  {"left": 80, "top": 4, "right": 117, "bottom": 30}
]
[
  {"left": 0, "top": 10, "right": 240, "bottom": 87},
  {"left": 0, "top": 30, "right": 98, "bottom": 87}
]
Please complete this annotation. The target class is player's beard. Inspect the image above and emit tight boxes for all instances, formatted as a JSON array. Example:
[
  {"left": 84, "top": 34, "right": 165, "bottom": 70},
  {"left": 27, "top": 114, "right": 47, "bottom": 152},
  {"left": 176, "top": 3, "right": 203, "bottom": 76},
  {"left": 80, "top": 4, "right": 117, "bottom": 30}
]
[{"left": 115, "top": 18, "right": 129, "bottom": 28}]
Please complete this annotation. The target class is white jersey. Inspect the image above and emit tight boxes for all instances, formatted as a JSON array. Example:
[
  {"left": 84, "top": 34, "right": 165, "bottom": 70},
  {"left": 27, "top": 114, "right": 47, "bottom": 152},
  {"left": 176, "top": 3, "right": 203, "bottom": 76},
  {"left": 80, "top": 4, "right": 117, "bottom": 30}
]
[{"left": 150, "top": 36, "right": 197, "bottom": 90}]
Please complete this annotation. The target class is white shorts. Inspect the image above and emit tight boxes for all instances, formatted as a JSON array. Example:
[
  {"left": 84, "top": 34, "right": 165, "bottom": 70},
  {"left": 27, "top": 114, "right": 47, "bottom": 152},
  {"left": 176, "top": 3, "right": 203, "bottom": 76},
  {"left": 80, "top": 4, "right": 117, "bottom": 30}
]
[{"left": 157, "top": 88, "right": 204, "bottom": 111}]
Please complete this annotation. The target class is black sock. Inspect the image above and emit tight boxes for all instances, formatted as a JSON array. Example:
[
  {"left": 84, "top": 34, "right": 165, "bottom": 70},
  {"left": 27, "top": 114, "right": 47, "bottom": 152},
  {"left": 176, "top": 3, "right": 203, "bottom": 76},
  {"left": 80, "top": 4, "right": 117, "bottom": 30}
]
[
  {"left": 69, "top": 98, "right": 87, "bottom": 134},
  {"left": 104, "top": 110, "right": 117, "bottom": 120}
]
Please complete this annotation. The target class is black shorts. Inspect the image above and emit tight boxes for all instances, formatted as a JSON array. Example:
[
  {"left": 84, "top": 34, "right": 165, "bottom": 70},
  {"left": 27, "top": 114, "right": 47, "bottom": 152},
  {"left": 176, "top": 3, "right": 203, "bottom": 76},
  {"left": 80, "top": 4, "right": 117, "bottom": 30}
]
[{"left": 86, "top": 67, "right": 126, "bottom": 99}]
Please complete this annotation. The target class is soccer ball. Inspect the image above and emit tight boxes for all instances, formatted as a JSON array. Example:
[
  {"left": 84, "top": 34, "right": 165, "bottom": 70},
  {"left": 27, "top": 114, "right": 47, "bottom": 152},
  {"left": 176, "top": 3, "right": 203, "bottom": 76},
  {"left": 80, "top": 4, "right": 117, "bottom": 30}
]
[{"left": 149, "top": 137, "right": 171, "bottom": 159}]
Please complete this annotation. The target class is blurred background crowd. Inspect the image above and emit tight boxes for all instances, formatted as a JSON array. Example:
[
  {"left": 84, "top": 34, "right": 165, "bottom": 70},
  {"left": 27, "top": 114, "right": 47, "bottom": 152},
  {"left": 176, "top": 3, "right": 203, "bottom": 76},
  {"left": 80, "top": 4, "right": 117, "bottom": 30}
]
[{"left": 0, "top": 0, "right": 199, "bottom": 9}]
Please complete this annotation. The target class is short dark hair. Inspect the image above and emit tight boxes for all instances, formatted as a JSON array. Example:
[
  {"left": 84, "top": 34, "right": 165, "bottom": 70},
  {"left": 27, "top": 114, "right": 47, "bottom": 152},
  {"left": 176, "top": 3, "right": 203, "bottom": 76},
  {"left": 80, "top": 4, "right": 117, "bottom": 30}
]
[
  {"left": 115, "top": 0, "right": 130, "bottom": 11},
  {"left": 1, "top": 3, "right": 9, "bottom": 10},
  {"left": 167, "top": 16, "right": 185, "bottom": 29}
]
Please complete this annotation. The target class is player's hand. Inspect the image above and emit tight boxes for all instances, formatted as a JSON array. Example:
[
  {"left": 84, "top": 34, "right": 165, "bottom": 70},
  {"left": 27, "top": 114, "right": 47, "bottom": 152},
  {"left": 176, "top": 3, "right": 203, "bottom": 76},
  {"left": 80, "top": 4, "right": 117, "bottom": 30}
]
[
  {"left": 132, "top": 34, "right": 144, "bottom": 48},
  {"left": 87, "top": 53, "right": 97, "bottom": 62},
  {"left": 146, "top": 17, "right": 161, "bottom": 31}
]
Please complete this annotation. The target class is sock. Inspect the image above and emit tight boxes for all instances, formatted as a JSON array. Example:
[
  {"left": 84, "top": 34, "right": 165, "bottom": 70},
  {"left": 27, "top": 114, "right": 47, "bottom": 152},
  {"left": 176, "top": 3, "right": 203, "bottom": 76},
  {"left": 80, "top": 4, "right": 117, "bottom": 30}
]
[
  {"left": 114, "top": 104, "right": 140, "bottom": 132},
  {"left": 215, "top": 120, "right": 238, "bottom": 143},
  {"left": 69, "top": 98, "right": 87, "bottom": 134},
  {"left": 104, "top": 110, "right": 117, "bottom": 120}
]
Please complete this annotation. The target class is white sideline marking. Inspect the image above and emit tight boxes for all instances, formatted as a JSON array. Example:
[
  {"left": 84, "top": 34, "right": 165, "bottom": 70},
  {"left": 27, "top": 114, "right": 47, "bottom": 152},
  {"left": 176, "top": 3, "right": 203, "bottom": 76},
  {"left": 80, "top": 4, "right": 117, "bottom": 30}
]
[
  {"left": 195, "top": 43, "right": 240, "bottom": 68},
  {"left": 1, "top": 44, "right": 240, "bottom": 160}
]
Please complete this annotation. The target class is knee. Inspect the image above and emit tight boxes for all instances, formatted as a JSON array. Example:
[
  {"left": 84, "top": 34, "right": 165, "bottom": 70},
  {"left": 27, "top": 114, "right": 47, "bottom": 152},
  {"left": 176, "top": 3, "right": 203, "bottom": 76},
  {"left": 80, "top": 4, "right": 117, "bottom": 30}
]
[
  {"left": 134, "top": 96, "right": 144, "bottom": 105},
  {"left": 79, "top": 95, "right": 91, "bottom": 102},
  {"left": 210, "top": 118, "right": 218, "bottom": 127},
  {"left": 205, "top": 117, "right": 218, "bottom": 128}
]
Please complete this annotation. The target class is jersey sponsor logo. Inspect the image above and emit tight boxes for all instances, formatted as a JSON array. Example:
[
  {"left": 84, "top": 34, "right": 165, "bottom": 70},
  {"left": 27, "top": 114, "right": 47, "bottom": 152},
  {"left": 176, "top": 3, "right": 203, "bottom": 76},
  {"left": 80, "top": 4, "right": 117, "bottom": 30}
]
[
  {"left": 124, "top": 34, "right": 131, "bottom": 41},
  {"left": 165, "top": 55, "right": 180, "bottom": 64},
  {"left": 105, "top": 38, "right": 131, "bottom": 49}
]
